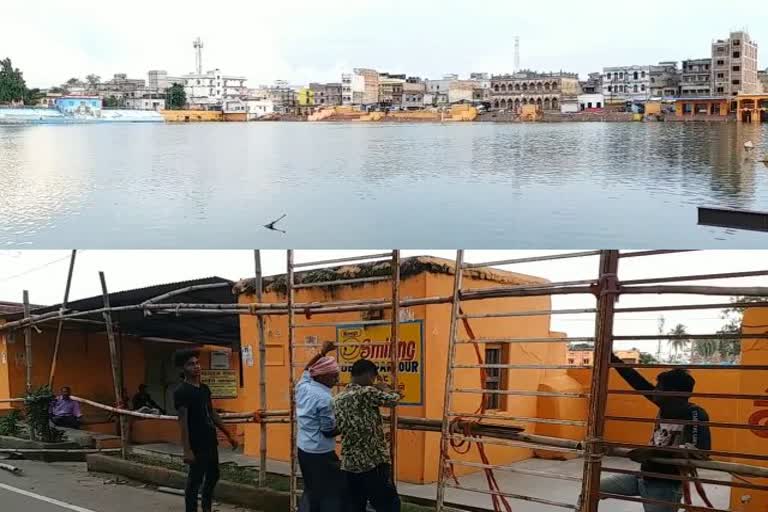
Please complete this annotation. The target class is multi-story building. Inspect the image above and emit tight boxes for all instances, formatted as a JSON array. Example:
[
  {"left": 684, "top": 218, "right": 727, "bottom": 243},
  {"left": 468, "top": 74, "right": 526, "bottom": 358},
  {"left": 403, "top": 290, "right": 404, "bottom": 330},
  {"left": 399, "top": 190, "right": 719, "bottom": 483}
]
[
  {"left": 490, "top": 71, "right": 581, "bottom": 111},
  {"left": 352, "top": 68, "right": 379, "bottom": 107},
  {"left": 147, "top": 70, "right": 185, "bottom": 93},
  {"left": 378, "top": 73, "right": 406, "bottom": 108},
  {"left": 580, "top": 72, "right": 602, "bottom": 94},
  {"left": 96, "top": 73, "right": 147, "bottom": 101},
  {"left": 711, "top": 31, "right": 760, "bottom": 96},
  {"left": 649, "top": 61, "right": 680, "bottom": 98},
  {"left": 183, "top": 69, "right": 247, "bottom": 108},
  {"left": 424, "top": 75, "right": 458, "bottom": 106},
  {"left": 251, "top": 81, "right": 297, "bottom": 114},
  {"left": 402, "top": 78, "right": 425, "bottom": 110},
  {"left": 679, "top": 59, "right": 712, "bottom": 97},
  {"left": 448, "top": 80, "right": 476, "bottom": 104},
  {"left": 601, "top": 65, "right": 651, "bottom": 104},
  {"left": 310, "top": 83, "right": 343, "bottom": 107}
]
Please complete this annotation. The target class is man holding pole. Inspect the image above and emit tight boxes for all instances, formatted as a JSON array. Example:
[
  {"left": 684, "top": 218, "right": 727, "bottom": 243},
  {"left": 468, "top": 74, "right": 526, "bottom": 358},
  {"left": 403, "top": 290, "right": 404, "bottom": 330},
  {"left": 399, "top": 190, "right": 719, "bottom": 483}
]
[
  {"left": 600, "top": 352, "right": 712, "bottom": 512},
  {"left": 295, "top": 341, "right": 344, "bottom": 512},
  {"left": 174, "top": 349, "right": 238, "bottom": 512}
]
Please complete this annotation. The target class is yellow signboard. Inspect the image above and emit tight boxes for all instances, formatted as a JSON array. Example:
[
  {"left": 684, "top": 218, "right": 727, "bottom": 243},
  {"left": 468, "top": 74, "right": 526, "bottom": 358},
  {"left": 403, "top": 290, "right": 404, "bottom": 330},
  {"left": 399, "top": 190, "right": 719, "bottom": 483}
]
[
  {"left": 336, "top": 321, "right": 423, "bottom": 405},
  {"left": 201, "top": 370, "right": 238, "bottom": 399}
]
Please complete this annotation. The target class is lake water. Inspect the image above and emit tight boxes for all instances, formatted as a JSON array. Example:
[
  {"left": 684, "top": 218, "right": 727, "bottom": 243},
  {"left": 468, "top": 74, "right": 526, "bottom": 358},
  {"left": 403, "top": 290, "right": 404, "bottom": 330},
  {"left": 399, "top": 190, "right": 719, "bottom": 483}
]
[{"left": 1, "top": 122, "right": 767, "bottom": 248}]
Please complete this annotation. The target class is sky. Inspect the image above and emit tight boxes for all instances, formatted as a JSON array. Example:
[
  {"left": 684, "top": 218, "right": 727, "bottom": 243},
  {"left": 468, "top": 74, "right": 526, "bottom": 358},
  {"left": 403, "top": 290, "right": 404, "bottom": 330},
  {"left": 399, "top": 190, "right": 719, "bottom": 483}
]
[
  {"left": 1, "top": 250, "right": 766, "bottom": 359},
  {"left": 3, "top": 1, "right": 768, "bottom": 89}
]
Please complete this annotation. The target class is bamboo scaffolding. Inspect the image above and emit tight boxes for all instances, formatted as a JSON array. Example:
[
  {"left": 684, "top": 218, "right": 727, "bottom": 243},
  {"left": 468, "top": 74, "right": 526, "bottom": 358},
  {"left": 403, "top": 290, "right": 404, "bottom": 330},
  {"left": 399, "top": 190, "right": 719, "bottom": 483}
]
[
  {"left": 293, "top": 275, "right": 390, "bottom": 289},
  {"left": 254, "top": 250, "right": 268, "bottom": 488},
  {"left": 604, "top": 441, "right": 768, "bottom": 463},
  {"left": 460, "top": 307, "right": 597, "bottom": 320},
  {"left": 390, "top": 250, "right": 400, "bottom": 481},
  {"left": 445, "top": 483, "right": 577, "bottom": 510},
  {"left": 463, "top": 250, "right": 602, "bottom": 269},
  {"left": 615, "top": 301, "right": 768, "bottom": 314},
  {"left": 447, "top": 460, "right": 581, "bottom": 482},
  {"left": 455, "top": 336, "right": 595, "bottom": 345},
  {"left": 286, "top": 250, "right": 298, "bottom": 512},
  {"left": 100, "top": 272, "right": 129, "bottom": 459},
  {"left": 601, "top": 466, "right": 768, "bottom": 493},
  {"left": 622, "top": 269, "right": 768, "bottom": 285},
  {"left": 22, "top": 291, "right": 32, "bottom": 394},
  {"left": 618, "top": 250, "right": 697, "bottom": 258},
  {"left": 608, "top": 389, "right": 768, "bottom": 401},
  {"left": 605, "top": 414, "right": 768, "bottom": 432},
  {"left": 49, "top": 250, "right": 76, "bottom": 388},
  {"left": 140, "top": 282, "right": 231, "bottom": 306},
  {"left": 293, "top": 252, "right": 393, "bottom": 268}
]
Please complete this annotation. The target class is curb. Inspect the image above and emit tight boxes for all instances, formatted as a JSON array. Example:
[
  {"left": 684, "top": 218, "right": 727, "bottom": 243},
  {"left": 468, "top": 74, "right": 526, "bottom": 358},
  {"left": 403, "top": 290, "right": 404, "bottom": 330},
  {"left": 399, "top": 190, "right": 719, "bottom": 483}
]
[{"left": 86, "top": 454, "right": 289, "bottom": 510}]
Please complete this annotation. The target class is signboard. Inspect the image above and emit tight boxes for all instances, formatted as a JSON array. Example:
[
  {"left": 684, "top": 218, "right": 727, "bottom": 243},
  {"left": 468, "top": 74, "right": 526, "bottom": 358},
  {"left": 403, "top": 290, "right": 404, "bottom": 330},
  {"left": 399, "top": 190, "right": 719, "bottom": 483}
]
[
  {"left": 211, "top": 351, "right": 231, "bottom": 370},
  {"left": 241, "top": 345, "right": 254, "bottom": 368},
  {"left": 336, "top": 320, "right": 423, "bottom": 406},
  {"left": 201, "top": 370, "right": 238, "bottom": 399}
]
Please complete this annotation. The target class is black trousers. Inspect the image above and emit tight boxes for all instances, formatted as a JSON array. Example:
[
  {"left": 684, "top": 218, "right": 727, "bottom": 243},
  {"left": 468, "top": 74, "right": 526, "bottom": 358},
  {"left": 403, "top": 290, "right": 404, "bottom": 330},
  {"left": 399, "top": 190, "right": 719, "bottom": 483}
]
[
  {"left": 345, "top": 464, "right": 400, "bottom": 512},
  {"left": 298, "top": 449, "right": 345, "bottom": 512},
  {"left": 185, "top": 446, "right": 220, "bottom": 512},
  {"left": 51, "top": 415, "right": 80, "bottom": 429}
]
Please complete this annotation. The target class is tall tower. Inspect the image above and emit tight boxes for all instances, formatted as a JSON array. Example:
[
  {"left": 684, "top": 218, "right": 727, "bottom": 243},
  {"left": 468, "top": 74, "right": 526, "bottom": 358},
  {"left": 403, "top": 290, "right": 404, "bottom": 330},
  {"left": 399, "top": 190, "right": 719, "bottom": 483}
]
[
  {"left": 193, "top": 37, "right": 204, "bottom": 75},
  {"left": 514, "top": 36, "right": 520, "bottom": 72}
]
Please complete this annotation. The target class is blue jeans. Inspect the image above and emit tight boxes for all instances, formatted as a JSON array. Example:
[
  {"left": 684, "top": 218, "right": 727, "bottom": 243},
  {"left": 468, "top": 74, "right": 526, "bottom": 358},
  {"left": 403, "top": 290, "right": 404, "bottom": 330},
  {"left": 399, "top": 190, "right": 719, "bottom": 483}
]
[{"left": 600, "top": 474, "right": 683, "bottom": 512}]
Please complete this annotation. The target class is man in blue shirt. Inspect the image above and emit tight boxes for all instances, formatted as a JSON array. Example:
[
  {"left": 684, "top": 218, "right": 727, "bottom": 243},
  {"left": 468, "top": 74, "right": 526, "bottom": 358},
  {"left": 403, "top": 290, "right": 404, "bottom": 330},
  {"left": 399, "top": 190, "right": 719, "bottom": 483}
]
[{"left": 296, "top": 341, "right": 343, "bottom": 512}]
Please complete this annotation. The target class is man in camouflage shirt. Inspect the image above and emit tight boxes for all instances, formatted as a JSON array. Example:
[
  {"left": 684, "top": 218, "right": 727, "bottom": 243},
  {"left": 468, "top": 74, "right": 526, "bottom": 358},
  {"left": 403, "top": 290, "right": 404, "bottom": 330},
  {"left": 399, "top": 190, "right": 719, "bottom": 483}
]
[{"left": 333, "top": 359, "right": 403, "bottom": 512}]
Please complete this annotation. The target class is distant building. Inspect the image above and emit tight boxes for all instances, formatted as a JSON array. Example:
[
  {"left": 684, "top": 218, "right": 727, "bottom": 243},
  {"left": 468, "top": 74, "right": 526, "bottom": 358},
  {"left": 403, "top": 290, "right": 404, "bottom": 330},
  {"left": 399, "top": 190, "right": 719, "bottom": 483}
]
[
  {"left": 448, "top": 80, "right": 476, "bottom": 104},
  {"left": 402, "top": 78, "right": 426, "bottom": 110},
  {"left": 183, "top": 69, "right": 247, "bottom": 108},
  {"left": 711, "top": 31, "right": 760, "bottom": 96},
  {"left": 490, "top": 71, "right": 581, "bottom": 111},
  {"left": 148, "top": 70, "right": 184, "bottom": 93},
  {"left": 96, "top": 73, "right": 147, "bottom": 103},
  {"left": 578, "top": 93, "right": 605, "bottom": 110},
  {"left": 38, "top": 91, "right": 63, "bottom": 108},
  {"left": 378, "top": 73, "right": 406, "bottom": 108},
  {"left": 580, "top": 72, "right": 602, "bottom": 94},
  {"left": 257, "top": 81, "right": 298, "bottom": 114},
  {"left": 567, "top": 348, "right": 642, "bottom": 366},
  {"left": 680, "top": 59, "right": 712, "bottom": 97},
  {"left": 124, "top": 96, "right": 166, "bottom": 111},
  {"left": 310, "top": 83, "right": 342, "bottom": 107},
  {"left": 602, "top": 65, "right": 651, "bottom": 104},
  {"left": 424, "top": 75, "right": 459, "bottom": 106},
  {"left": 760, "top": 69, "right": 768, "bottom": 93},
  {"left": 352, "top": 68, "right": 380, "bottom": 107},
  {"left": 649, "top": 61, "right": 680, "bottom": 99}
]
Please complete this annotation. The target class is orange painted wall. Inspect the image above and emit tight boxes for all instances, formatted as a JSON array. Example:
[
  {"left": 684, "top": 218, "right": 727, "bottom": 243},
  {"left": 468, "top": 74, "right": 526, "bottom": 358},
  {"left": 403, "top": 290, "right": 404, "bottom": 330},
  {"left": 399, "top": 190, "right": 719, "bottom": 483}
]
[
  {"left": 240, "top": 271, "right": 572, "bottom": 484},
  {"left": 730, "top": 307, "right": 768, "bottom": 511},
  {"left": 0, "top": 324, "right": 12, "bottom": 411}
]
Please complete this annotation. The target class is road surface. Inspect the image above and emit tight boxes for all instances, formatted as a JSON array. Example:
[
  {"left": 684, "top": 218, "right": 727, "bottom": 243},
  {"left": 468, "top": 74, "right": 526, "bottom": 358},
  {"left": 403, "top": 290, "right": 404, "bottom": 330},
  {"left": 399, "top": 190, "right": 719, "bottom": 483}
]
[{"left": 0, "top": 459, "right": 253, "bottom": 512}]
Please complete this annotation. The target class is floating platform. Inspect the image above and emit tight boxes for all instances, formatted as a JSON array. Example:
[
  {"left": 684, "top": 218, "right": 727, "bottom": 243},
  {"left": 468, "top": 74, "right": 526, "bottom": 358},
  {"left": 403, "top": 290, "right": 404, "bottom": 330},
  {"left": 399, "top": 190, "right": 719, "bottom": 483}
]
[{"left": 698, "top": 206, "right": 768, "bottom": 232}]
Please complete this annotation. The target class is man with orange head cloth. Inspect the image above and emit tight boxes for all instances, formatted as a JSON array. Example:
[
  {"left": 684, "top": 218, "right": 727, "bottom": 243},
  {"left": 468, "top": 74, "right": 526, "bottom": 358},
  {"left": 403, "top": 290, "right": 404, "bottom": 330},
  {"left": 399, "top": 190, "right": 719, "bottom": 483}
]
[{"left": 296, "top": 341, "right": 344, "bottom": 512}]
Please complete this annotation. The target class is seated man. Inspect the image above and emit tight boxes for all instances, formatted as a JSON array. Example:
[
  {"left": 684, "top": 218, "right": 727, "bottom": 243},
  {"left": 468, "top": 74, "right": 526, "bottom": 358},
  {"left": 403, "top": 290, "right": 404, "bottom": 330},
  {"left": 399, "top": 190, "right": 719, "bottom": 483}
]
[
  {"left": 49, "top": 386, "right": 82, "bottom": 429},
  {"left": 132, "top": 384, "right": 165, "bottom": 415}
]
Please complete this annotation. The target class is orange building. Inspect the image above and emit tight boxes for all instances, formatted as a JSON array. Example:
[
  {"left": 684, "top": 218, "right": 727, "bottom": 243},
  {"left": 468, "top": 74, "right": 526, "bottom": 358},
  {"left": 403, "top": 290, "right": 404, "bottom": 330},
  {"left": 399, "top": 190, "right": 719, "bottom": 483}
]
[
  {"left": 674, "top": 97, "right": 730, "bottom": 118},
  {"left": 735, "top": 93, "right": 768, "bottom": 123},
  {"left": 235, "top": 256, "right": 580, "bottom": 484}
]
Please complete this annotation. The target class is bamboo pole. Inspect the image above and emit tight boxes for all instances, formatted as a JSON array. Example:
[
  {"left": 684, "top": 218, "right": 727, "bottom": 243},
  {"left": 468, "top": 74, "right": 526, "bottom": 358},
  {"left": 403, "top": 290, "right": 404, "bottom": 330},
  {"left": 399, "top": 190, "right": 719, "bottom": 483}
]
[
  {"left": 622, "top": 284, "right": 768, "bottom": 296},
  {"left": 286, "top": 250, "right": 298, "bottom": 512},
  {"left": 140, "top": 282, "right": 231, "bottom": 306},
  {"left": 389, "top": 249, "right": 400, "bottom": 482},
  {"left": 254, "top": 250, "right": 268, "bottom": 487},
  {"left": 462, "top": 250, "right": 601, "bottom": 269},
  {"left": 49, "top": 250, "right": 77, "bottom": 388},
  {"left": 436, "top": 250, "right": 464, "bottom": 512},
  {"left": 22, "top": 291, "right": 32, "bottom": 394},
  {"left": 580, "top": 250, "right": 620, "bottom": 512},
  {"left": 99, "top": 272, "right": 128, "bottom": 459},
  {"left": 292, "top": 252, "right": 392, "bottom": 268}
]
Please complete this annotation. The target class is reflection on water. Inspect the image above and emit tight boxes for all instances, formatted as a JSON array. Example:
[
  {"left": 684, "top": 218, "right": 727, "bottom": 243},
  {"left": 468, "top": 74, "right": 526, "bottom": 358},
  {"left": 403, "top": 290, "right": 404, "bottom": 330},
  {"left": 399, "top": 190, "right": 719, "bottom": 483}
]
[{"left": 0, "top": 122, "right": 766, "bottom": 248}]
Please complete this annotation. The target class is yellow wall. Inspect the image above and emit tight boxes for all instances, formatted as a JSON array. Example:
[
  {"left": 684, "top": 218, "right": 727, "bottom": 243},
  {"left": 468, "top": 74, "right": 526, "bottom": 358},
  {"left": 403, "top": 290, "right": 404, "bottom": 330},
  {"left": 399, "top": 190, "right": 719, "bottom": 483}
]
[
  {"left": 297, "top": 88, "right": 315, "bottom": 106},
  {"left": 239, "top": 271, "right": 570, "bottom": 484},
  {"left": 161, "top": 110, "right": 222, "bottom": 122}
]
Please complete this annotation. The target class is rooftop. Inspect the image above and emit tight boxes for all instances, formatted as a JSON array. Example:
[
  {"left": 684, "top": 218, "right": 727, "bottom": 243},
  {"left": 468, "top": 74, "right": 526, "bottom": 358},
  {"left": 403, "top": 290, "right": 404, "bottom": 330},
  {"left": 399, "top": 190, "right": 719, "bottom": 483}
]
[{"left": 234, "top": 255, "right": 549, "bottom": 296}]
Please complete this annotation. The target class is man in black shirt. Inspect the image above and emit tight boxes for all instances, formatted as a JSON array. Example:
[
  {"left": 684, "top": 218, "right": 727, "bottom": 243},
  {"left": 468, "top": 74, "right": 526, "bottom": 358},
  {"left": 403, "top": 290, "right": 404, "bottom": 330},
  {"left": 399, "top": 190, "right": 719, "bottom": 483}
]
[
  {"left": 600, "top": 353, "right": 711, "bottom": 511},
  {"left": 174, "top": 349, "right": 238, "bottom": 512}
]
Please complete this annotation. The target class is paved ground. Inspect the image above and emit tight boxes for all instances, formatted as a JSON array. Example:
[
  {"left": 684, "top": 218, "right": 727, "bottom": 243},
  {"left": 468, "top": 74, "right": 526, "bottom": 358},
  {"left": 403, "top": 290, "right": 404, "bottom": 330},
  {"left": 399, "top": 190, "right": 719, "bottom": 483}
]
[
  {"left": 136, "top": 443, "right": 735, "bottom": 511},
  {"left": 0, "top": 459, "right": 252, "bottom": 512}
]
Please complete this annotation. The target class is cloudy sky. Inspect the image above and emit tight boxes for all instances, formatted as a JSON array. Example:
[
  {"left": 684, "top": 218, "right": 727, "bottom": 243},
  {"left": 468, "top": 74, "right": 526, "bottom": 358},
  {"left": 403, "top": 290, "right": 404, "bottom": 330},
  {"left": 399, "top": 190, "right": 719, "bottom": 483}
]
[
  {"left": 3, "top": 0, "right": 767, "bottom": 88},
  {"left": 1, "top": 250, "right": 766, "bottom": 359}
]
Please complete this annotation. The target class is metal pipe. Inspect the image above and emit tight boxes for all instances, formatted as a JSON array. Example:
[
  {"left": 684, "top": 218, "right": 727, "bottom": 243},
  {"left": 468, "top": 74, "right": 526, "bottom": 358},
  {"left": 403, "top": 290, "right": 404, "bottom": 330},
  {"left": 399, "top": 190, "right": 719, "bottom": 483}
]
[
  {"left": 453, "top": 364, "right": 591, "bottom": 370},
  {"left": 446, "top": 412, "right": 585, "bottom": 427},
  {"left": 453, "top": 388, "right": 589, "bottom": 398},
  {"left": 602, "top": 466, "right": 768, "bottom": 492},
  {"left": 286, "top": 250, "right": 298, "bottom": 512},
  {"left": 436, "top": 250, "right": 464, "bottom": 512},
  {"left": 460, "top": 307, "right": 597, "bottom": 320},
  {"left": 605, "top": 440, "right": 768, "bottom": 462},
  {"left": 605, "top": 414, "right": 768, "bottom": 432},
  {"left": 447, "top": 460, "right": 581, "bottom": 482},
  {"left": 445, "top": 483, "right": 577, "bottom": 510},
  {"left": 389, "top": 250, "right": 400, "bottom": 482},
  {"left": 621, "top": 269, "right": 768, "bottom": 285},
  {"left": 455, "top": 336, "right": 595, "bottom": 345},
  {"left": 608, "top": 389, "right": 768, "bottom": 401},
  {"left": 462, "top": 250, "right": 601, "bottom": 269},
  {"left": 447, "top": 434, "right": 582, "bottom": 454}
]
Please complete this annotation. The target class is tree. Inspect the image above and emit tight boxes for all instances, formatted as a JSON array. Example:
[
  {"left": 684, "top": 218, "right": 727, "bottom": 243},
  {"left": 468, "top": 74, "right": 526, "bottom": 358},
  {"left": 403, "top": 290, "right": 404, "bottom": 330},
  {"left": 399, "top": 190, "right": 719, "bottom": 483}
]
[
  {"left": 23, "top": 87, "right": 44, "bottom": 105},
  {"left": 0, "top": 57, "right": 27, "bottom": 103},
  {"left": 85, "top": 74, "right": 101, "bottom": 91},
  {"left": 65, "top": 77, "right": 81, "bottom": 87},
  {"left": 639, "top": 352, "right": 658, "bottom": 365},
  {"left": 667, "top": 323, "right": 691, "bottom": 363},
  {"left": 103, "top": 96, "right": 119, "bottom": 109},
  {"left": 166, "top": 83, "right": 186, "bottom": 110}
]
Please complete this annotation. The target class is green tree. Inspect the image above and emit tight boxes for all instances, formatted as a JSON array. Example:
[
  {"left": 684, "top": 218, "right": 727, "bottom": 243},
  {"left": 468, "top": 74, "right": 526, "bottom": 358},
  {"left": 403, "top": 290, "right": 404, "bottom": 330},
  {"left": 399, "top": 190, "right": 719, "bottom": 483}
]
[
  {"left": 667, "top": 323, "right": 691, "bottom": 362},
  {"left": 639, "top": 352, "right": 658, "bottom": 365},
  {"left": 103, "top": 96, "right": 119, "bottom": 109},
  {"left": 0, "top": 57, "right": 28, "bottom": 103},
  {"left": 166, "top": 83, "right": 186, "bottom": 110},
  {"left": 85, "top": 74, "right": 101, "bottom": 88}
]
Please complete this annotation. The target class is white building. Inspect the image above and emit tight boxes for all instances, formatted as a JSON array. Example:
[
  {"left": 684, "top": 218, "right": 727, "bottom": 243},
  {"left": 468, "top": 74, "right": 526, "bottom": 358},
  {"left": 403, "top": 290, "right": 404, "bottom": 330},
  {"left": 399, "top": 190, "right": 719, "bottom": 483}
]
[
  {"left": 124, "top": 96, "right": 166, "bottom": 111},
  {"left": 560, "top": 97, "right": 580, "bottom": 113},
  {"left": 148, "top": 70, "right": 185, "bottom": 93},
  {"left": 245, "top": 98, "right": 275, "bottom": 119},
  {"left": 424, "top": 76, "right": 456, "bottom": 106},
  {"left": 577, "top": 93, "right": 605, "bottom": 110},
  {"left": 602, "top": 65, "right": 651, "bottom": 104},
  {"left": 183, "top": 69, "right": 247, "bottom": 108}
]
